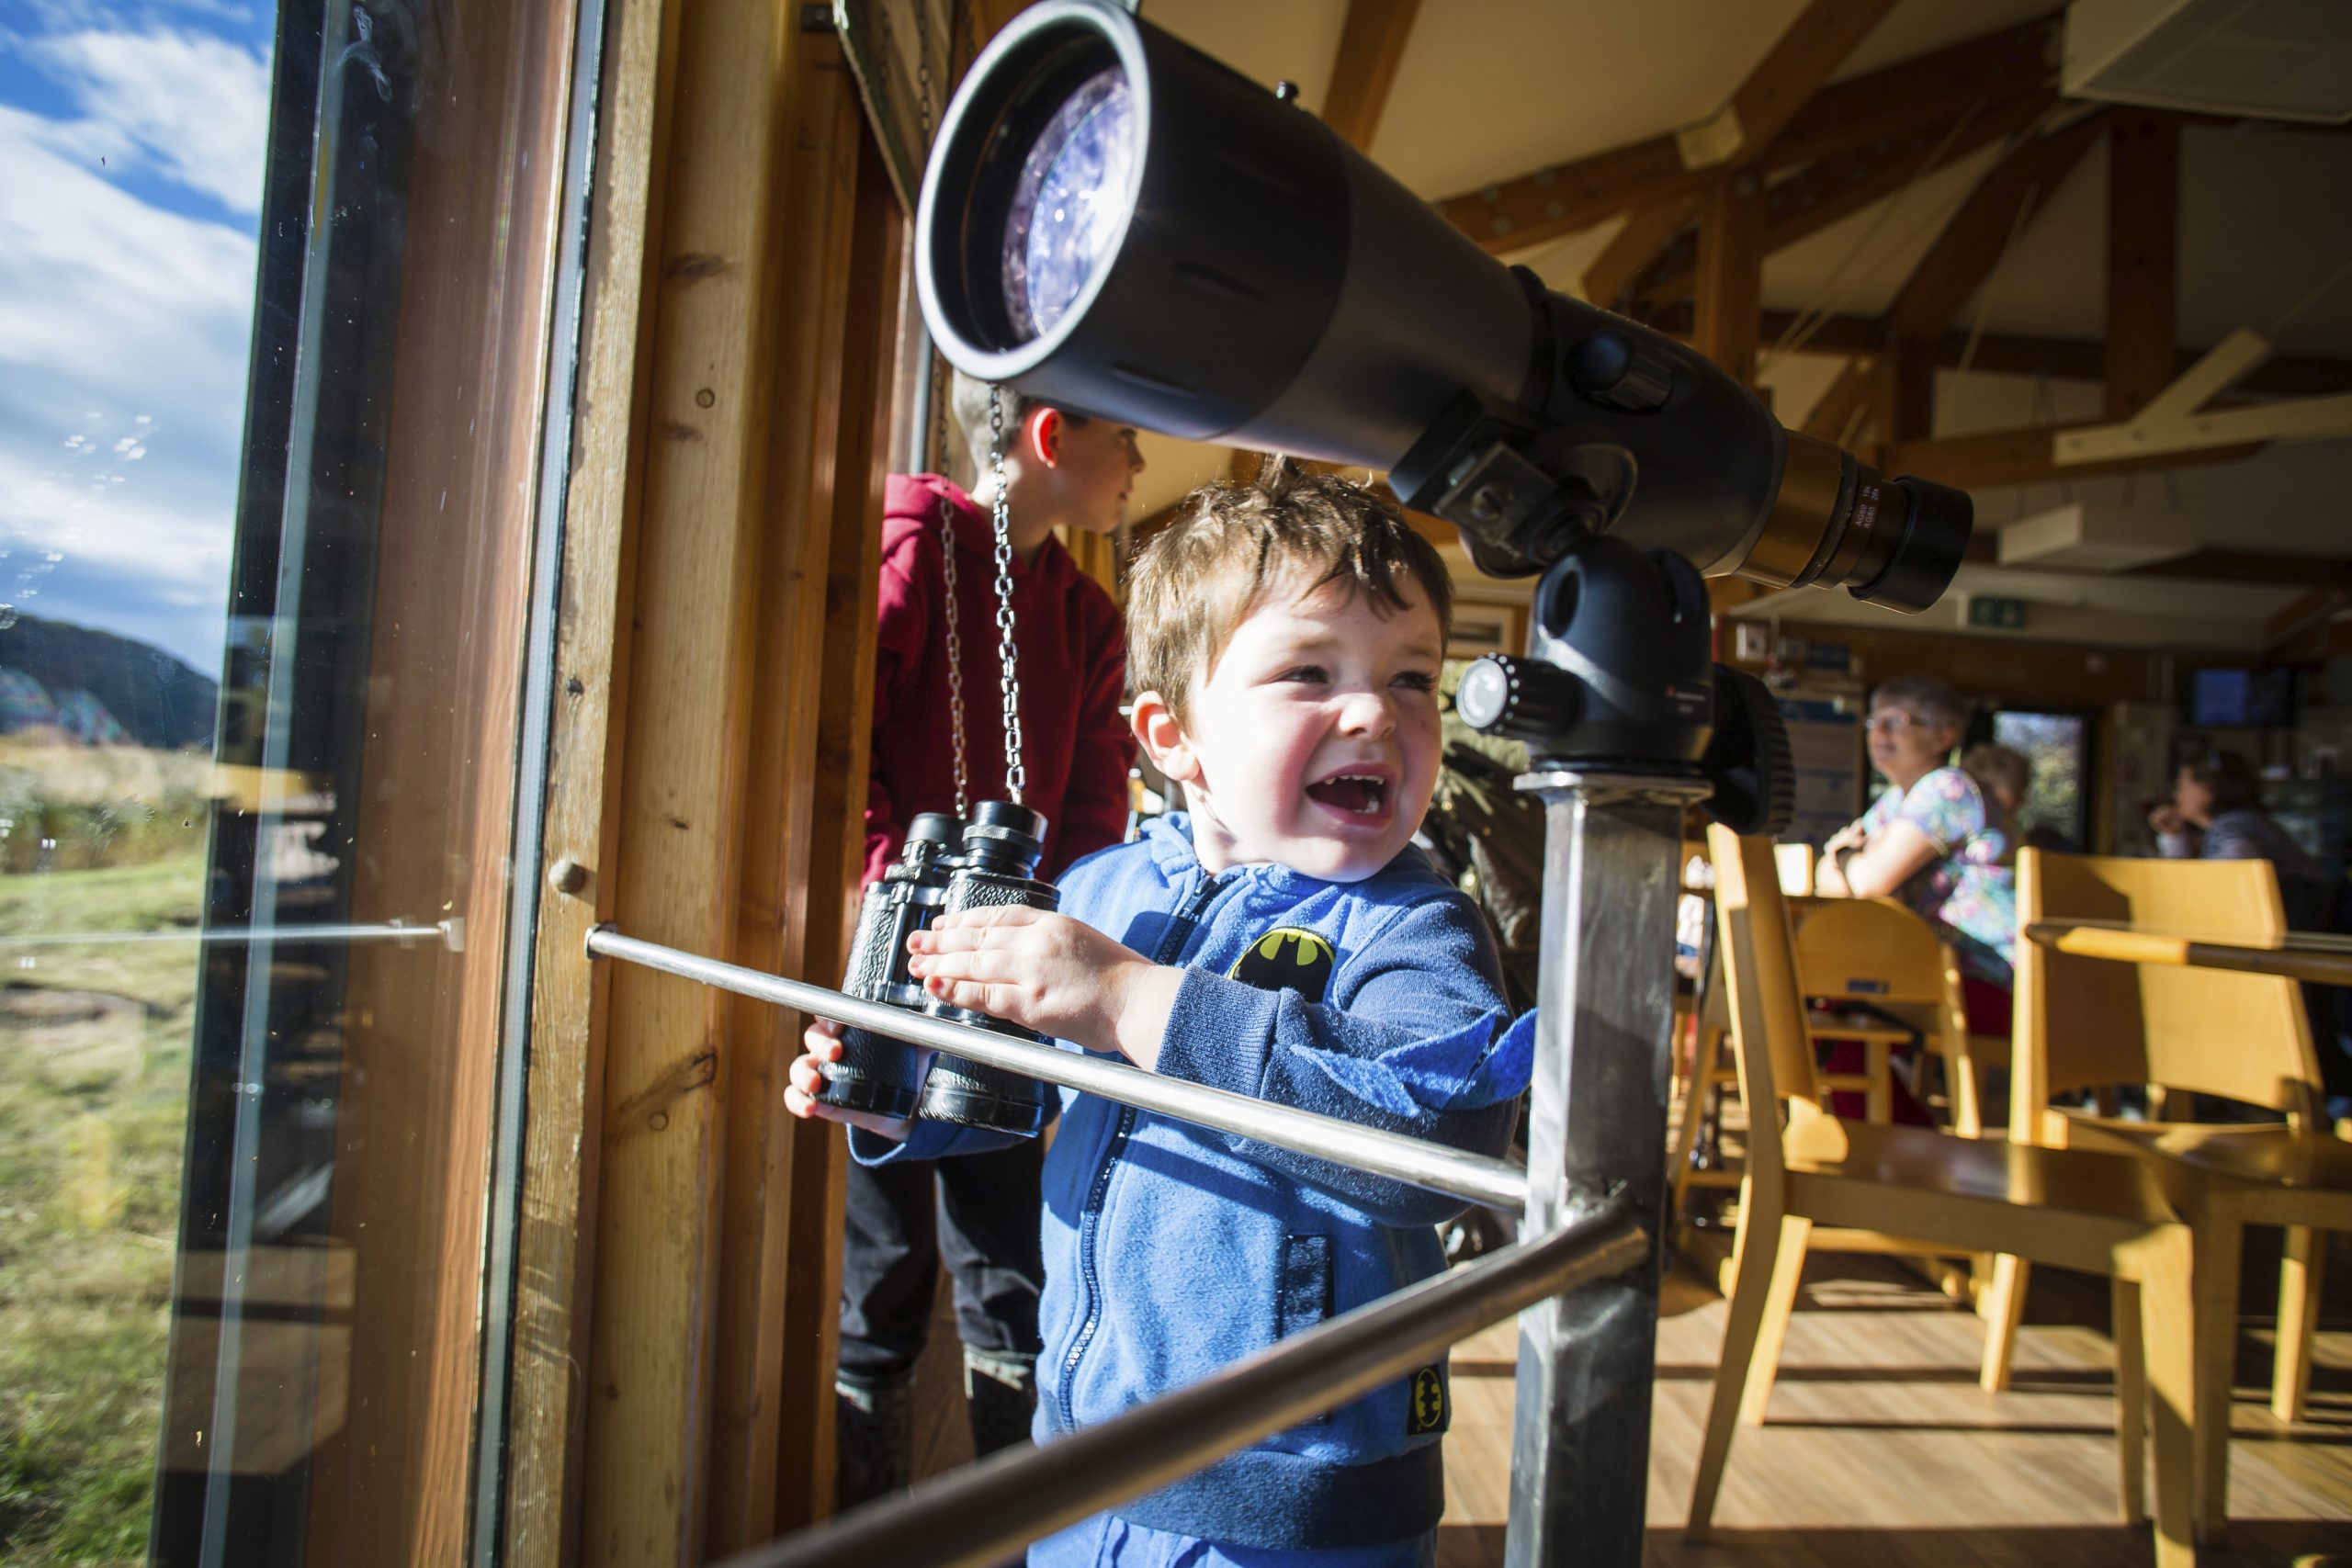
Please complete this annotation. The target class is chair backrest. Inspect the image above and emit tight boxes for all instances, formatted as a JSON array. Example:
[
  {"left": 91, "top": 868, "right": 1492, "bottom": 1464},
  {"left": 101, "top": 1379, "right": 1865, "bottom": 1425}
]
[
  {"left": 1774, "top": 841, "right": 1816, "bottom": 896},
  {"left": 1709, "top": 828, "right": 1826, "bottom": 1178},
  {"left": 1788, "top": 896, "right": 1969, "bottom": 1054},
  {"left": 2017, "top": 848, "right": 2323, "bottom": 1124}
]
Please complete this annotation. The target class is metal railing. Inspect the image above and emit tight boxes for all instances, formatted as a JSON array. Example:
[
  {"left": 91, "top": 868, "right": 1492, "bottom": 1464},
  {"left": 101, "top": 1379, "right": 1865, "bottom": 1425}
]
[
  {"left": 584, "top": 926, "right": 1529, "bottom": 1214},
  {"left": 585, "top": 767, "right": 1690, "bottom": 1566},
  {"left": 723, "top": 1200, "right": 1645, "bottom": 1568}
]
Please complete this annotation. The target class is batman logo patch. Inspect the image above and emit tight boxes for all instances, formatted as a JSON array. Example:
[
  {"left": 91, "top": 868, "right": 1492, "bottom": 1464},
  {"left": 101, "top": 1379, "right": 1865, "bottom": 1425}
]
[
  {"left": 1408, "top": 1365, "right": 1447, "bottom": 1435},
  {"left": 1227, "top": 928, "right": 1336, "bottom": 1004}
]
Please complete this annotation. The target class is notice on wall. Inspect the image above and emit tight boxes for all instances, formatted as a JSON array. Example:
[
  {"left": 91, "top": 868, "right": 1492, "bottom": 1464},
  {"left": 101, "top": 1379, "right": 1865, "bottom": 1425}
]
[{"left": 1776, "top": 695, "right": 1863, "bottom": 848}]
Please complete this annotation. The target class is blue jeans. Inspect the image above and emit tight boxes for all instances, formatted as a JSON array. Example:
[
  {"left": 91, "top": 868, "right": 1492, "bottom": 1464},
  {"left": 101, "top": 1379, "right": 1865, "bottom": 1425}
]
[{"left": 1028, "top": 1513, "right": 1435, "bottom": 1568}]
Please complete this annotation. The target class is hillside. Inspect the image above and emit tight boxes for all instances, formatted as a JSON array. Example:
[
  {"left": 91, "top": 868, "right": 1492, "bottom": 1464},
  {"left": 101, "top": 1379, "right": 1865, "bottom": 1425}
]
[{"left": 0, "top": 615, "right": 218, "bottom": 750}]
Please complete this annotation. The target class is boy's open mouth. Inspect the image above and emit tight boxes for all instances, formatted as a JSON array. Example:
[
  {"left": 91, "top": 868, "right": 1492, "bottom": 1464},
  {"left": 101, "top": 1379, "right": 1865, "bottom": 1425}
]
[{"left": 1305, "top": 773, "right": 1389, "bottom": 817}]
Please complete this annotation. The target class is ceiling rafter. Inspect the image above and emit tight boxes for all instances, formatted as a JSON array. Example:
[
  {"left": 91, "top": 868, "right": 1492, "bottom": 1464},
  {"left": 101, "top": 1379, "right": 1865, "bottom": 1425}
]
[
  {"left": 1632, "top": 90, "right": 2054, "bottom": 310},
  {"left": 1884, "top": 423, "right": 2260, "bottom": 490},
  {"left": 1319, "top": 0, "right": 1422, "bottom": 152},
  {"left": 1677, "top": 0, "right": 1902, "bottom": 170},
  {"left": 1438, "top": 12, "right": 2061, "bottom": 257},
  {"left": 1801, "top": 357, "right": 1879, "bottom": 443},
  {"left": 2104, "top": 109, "right": 2181, "bottom": 420},
  {"left": 1580, "top": 197, "right": 1697, "bottom": 310},
  {"left": 1639, "top": 305, "right": 2352, "bottom": 397},
  {"left": 1885, "top": 109, "right": 2108, "bottom": 343}
]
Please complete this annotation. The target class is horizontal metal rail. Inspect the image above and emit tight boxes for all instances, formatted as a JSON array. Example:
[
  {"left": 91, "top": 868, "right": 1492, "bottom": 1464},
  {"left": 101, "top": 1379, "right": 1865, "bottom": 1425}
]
[
  {"left": 0, "top": 919, "right": 463, "bottom": 950},
  {"left": 716, "top": 1201, "right": 1647, "bottom": 1568},
  {"left": 586, "top": 926, "right": 1530, "bottom": 1213}
]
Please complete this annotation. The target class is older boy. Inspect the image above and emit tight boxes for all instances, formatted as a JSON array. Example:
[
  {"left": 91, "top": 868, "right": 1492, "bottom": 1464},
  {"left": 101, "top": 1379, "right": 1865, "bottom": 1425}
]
[
  {"left": 794, "top": 461, "right": 1527, "bottom": 1565},
  {"left": 840, "top": 373, "right": 1143, "bottom": 1499}
]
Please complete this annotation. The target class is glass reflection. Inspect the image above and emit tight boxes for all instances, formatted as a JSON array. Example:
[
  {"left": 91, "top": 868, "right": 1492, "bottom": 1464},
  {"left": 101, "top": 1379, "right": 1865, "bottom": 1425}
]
[{"left": 0, "top": 0, "right": 576, "bottom": 1561}]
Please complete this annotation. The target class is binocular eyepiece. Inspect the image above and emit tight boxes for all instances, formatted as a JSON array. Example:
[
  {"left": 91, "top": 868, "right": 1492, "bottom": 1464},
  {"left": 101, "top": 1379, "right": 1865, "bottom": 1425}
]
[{"left": 816, "top": 801, "right": 1058, "bottom": 1137}]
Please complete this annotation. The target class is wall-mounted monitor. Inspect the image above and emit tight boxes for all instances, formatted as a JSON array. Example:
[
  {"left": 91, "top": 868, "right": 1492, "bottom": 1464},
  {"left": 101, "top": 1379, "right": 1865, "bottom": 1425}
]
[{"left": 2188, "top": 666, "right": 2297, "bottom": 728}]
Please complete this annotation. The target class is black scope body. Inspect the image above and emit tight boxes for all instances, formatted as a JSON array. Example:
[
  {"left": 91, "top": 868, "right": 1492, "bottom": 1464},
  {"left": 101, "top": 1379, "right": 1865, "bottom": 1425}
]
[
  {"left": 913, "top": 0, "right": 1971, "bottom": 613},
  {"left": 812, "top": 802, "right": 1058, "bottom": 1138}
]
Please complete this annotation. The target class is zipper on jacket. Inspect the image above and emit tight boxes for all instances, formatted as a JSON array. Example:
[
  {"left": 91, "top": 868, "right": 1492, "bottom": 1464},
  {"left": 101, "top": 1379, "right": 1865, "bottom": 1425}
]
[{"left": 1059, "top": 867, "right": 1231, "bottom": 1430}]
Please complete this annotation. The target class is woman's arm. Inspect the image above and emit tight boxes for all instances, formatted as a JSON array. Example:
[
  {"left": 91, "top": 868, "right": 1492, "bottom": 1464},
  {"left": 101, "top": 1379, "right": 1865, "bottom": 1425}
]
[{"left": 1821, "top": 818, "right": 1941, "bottom": 898}]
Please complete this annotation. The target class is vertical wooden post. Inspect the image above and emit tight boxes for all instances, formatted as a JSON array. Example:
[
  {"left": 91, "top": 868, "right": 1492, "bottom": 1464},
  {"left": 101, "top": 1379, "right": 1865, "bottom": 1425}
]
[
  {"left": 1883, "top": 338, "right": 1938, "bottom": 446},
  {"left": 1692, "top": 173, "right": 1765, "bottom": 386},
  {"left": 2105, "top": 111, "right": 2179, "bottom": 422},
  {"left": 578, "top": 0, "right": 802, "bottom": 1556}
]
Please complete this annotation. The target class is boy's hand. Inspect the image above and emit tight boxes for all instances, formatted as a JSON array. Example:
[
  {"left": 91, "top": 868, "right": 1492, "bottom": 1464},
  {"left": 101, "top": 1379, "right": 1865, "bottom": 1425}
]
[
  {"left": 909, "top": 907, "right": 1183, "bottom": 1070},
  {"left": 785, "top": 1017, "right": 918, "bottom": 1140}
]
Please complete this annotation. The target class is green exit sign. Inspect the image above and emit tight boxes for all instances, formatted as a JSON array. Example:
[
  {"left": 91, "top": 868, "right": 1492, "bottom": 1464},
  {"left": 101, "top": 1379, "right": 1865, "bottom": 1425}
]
[{"left": 1967, "top": 596, "right": 2028, "bottom": 630}]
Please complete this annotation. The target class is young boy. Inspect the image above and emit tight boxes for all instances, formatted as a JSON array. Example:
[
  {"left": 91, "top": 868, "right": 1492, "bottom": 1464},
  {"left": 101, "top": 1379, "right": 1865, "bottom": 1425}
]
[
  {"left": 840, "top": 373, "right": 1143, "bottom": 1498},
  {"left": 794, "top": 461, "right": 1529, "bottom": 1565}
]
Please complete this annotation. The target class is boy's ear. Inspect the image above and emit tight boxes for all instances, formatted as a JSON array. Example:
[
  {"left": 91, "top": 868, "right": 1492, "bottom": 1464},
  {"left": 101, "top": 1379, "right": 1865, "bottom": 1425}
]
[
  {"left": 1130, "top": 690, "right": 1199, "bottom": 784},
  {"left": 1025, "top": 406, "right": 1061, "bottom": 468}
]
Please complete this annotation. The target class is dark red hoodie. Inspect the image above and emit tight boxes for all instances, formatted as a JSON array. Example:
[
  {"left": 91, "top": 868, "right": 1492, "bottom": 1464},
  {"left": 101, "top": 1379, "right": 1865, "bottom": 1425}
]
[{"left": 865, "top": 473, "right": 1133, "bottom": 886}]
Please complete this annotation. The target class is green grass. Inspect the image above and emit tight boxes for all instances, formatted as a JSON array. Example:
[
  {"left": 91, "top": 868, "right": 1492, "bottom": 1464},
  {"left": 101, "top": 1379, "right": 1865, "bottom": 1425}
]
[{"left": 1, "top": 850, "right": 203, "bottom": 1565}]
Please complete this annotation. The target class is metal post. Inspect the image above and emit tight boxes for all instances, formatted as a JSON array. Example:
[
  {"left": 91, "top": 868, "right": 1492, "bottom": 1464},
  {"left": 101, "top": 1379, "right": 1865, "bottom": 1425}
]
[{"left": 1505, "top": 770, "right": 1710, "bottom": 1568}]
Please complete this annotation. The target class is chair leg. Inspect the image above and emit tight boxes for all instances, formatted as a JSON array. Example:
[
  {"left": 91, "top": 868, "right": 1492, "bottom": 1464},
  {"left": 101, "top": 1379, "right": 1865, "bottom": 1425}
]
[
  {"left": 2135, "top": 1231, "right": 2199, "bottom": 1568},
  {"left": 1686, "top": 1184, "right": 1788, "bottom": 1538},
  {"left": 1668, "top": 1032, "right": 1717, "bottom": 1221},
  {"left": 2271, "top": 1225, "right": 2324, "bottom": 1424},
  {"left": 1978, "top": 1254, "right": 2030, "bottom": 1393},
  {"left": 2189, "top": 1213, "right": 2245, "bottom": 1544},
  {"left": 2111, "top": 1278, "right": 2146, "bottom": 1524},
  {"left": 1951, "top": 1056, "right": 1984, "bottom": 1139},
  {"left": 1738, "top": 1214, "right": 1813, "bottom": 1427},
  {"left": 1865, "top": 1039, "right": 1892, "bottom": 1124}
]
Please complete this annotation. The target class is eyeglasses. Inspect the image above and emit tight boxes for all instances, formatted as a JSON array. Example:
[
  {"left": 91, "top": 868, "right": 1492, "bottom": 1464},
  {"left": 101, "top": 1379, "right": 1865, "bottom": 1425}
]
[{"left": 1862, "top": 711, "right": 1917, "bottom": 735}]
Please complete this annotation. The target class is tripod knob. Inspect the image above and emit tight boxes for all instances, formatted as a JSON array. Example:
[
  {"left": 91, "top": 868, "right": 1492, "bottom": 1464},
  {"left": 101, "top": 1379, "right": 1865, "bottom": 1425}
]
[{"left": 1454, "top": 655, "right": 1579, "bottom": 744}]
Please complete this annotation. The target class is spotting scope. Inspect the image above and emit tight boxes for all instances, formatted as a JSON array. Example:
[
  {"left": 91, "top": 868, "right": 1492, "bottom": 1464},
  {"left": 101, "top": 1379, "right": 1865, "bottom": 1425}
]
[{"left": 911, "top": 0, "right": 1970, "bottom": 609}]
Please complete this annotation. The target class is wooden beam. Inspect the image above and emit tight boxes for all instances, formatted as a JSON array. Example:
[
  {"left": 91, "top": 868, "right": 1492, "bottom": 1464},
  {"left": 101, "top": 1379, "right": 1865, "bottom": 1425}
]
[
  {"left": 2105, "top": 109, "right": 2180, "bottom": 421},
  {"left": 1962, "top": 536, "right": 2352, "bottom": 591},
  {"left": 1762, "top": 13, "right": 2063, "bottom": 169},
  {"left": 1886, "top": 111, "right": 2105, "bottom": 342},
  {"left": 1693, "top": 173, "right": 1766, "bottom": 383},
  {"left": 1677, "top": 0, "right": 1902, "bottom": 170},
  {"left": 503, "top": 0, "right": 673, "bottom": 1558},
  {"left": 1580, "top": 197, "right": 1696, "bottom": 310},
  {"left": 1638, "top": 304, "right": 2352, "bottom": 396},
  {"left": 1882, "top": 337, "right": 1937, "bottom": 442},
  {"left": 1801, "top": 356, "right": 1878, "bottom": 443},
  {"left": 577, "top": 0, "right": 824, "bottom": 1556},
  {"left": 1635, "top": 91, "right": 2052, "bottom": 308},
  {"left": 1444, "top": 13, "right": 2062, "bottom": 257},
  {"left": 1319, "top": 0, "right": 1421, "bottom": 151},
  {"left": 1883, "top": 423, "right": 2260, "bottom": 490}
]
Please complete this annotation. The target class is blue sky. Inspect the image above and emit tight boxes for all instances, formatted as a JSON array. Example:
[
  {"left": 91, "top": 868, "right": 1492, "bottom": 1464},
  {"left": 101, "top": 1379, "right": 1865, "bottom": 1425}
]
[{"left": 0, "top": 0, "right": 275, "bottom": 680}]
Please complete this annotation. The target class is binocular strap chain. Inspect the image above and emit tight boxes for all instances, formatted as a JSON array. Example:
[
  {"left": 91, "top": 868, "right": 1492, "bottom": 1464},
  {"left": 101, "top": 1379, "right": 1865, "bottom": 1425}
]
[
  {"left": 937, "top": 492, "right": 970, "bottom": 821},
  {"left": 988, "top": 386, "right": 1026, "bottom": 804}
]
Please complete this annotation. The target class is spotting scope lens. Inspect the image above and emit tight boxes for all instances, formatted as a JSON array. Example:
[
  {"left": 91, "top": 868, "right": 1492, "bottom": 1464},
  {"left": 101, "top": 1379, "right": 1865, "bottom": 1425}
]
[{"left": 1001, "top": 64, "right": 1136, "bottom": 341}]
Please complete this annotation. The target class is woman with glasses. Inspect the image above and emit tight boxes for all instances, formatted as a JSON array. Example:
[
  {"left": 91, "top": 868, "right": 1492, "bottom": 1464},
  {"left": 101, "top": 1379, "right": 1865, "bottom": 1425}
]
[{"left": 1815, "top": 677, "right": 2018, "bottom": 1110}]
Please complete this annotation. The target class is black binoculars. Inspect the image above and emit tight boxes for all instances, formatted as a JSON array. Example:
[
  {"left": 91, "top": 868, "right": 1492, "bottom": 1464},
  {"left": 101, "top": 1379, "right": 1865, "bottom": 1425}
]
[{"left": 814, "top": 800, "right": 1057, "bottom": 1137}]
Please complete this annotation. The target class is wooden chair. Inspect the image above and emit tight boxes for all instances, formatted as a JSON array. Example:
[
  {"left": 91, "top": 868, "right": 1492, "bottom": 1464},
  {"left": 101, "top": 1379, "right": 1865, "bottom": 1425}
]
[
  {"left": 1774, "top": 840, "right": 1816, "bottom": 896},
  {"left": 1986, "top": 847, "right": 2352, "bottom": 1538},
  {"left": 1690, "top": 826, "right": 2201, "bottom": 1565},
  {"left": 1788, "top": 895, "right": 2003, "bottom": 1137}
]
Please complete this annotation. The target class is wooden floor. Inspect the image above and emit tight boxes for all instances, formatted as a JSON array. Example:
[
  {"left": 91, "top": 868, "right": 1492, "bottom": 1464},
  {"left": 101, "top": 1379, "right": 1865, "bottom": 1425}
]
[{"left": 910, "top": 1221, "right": 2352, "bottom": 1565}]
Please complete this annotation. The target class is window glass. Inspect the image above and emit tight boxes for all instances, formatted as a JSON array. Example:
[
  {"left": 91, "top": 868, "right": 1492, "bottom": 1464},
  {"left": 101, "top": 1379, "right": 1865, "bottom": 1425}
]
[{"left": 0, "top": 0, "right": 578, "bottom": 1561}]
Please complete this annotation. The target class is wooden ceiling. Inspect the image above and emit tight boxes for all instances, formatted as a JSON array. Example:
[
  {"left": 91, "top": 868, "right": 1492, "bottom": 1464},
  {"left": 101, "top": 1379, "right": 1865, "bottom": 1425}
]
[{"left": 1101, "top": 0, "right": 2352, "bottom": 649}]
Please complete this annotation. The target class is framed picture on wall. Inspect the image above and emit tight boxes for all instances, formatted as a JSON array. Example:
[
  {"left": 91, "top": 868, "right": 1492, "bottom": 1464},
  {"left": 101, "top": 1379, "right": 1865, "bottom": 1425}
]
[{"left": 1447, "top": 600, "right": 1530, "bottom": 661}]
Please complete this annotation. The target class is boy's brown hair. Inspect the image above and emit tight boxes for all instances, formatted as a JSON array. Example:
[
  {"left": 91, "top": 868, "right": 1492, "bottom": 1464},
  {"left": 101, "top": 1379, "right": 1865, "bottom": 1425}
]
[
  {"left": 1127, "top": 457, "right": 1452, "bottom": 720},
  {"left": 948, "top": 370, "right": 1088, "bottom": 481}
]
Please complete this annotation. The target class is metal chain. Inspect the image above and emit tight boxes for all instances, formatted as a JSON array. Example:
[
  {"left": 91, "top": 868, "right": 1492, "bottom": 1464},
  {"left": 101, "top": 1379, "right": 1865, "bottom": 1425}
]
[
  {"left": 938, "top": 495, "right": 970, "bottom": 818},
  {"left": 988, "top": 387, "right": 1026, "bottom": 804}
]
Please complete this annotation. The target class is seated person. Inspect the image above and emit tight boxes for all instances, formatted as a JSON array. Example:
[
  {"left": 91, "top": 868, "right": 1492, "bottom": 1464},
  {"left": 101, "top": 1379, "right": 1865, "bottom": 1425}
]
[
  {"left": 2149, "top": 750, "right": 2333, "bottom": 930},
  {"left": 788, "top": 460, "right": 1529, "bottom": 1567},
  {"left": 2152, "top": 750, "right": 2352, "bottom": 1109},
  {"left": 1963, "top": 740, "right": 2066, "bottom": 853},
  {"left": 1817, "top": 677, "right": 2017, "bottom": 1118}
]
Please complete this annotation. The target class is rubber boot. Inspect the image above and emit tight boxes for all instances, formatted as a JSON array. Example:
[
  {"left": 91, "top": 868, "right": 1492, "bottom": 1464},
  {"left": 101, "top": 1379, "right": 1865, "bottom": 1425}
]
[
  {"left": 834, "top": 1368, "right": 915, "bottom": 1510},
  {"left": 962, "top": 1347, "right": 1037, "bottom": 1459}
]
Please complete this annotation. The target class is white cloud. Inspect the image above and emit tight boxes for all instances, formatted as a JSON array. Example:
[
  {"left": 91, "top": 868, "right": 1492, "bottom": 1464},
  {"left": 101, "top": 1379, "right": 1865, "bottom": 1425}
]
[
  {"left": 31, "top": 26, "right": 271, "bottom": 214},
  {"left": 0, "top": 96, "right": 255, "bottom": 674}
]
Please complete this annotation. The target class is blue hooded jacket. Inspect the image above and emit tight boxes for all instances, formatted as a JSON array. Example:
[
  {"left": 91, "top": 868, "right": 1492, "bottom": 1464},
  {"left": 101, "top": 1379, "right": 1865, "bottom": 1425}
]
[{"left": 852, "top": 815, "right": 1531, "bottom": 1551}]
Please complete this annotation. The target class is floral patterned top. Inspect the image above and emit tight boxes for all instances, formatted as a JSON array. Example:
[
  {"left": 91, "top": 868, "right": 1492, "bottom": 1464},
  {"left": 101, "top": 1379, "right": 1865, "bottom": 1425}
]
[{"left": 1856, "top": 765, "right": 2018, "bottom": 987}]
